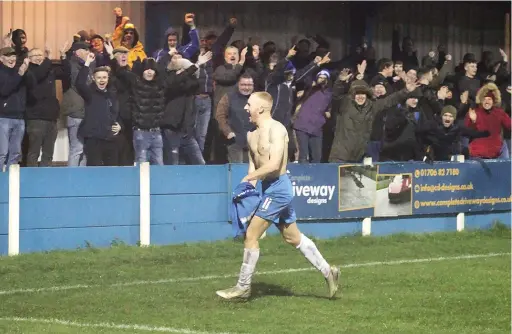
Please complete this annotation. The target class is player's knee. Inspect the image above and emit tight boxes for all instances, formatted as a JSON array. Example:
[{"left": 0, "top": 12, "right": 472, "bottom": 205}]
[
  {"left": 282, "top": 233, "right": 300, "bottom": 247},
  {"left": 244, "top": 231, "right": 260, "bottom": 247}
]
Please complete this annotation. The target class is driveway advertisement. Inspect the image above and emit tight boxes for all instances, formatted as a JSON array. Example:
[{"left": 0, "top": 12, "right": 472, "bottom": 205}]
[{"left": 230, "top": 160, "right": 511, "bottom": 220}]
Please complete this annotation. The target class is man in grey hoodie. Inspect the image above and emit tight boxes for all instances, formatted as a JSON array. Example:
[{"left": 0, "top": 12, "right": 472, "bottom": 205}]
[{"left": 61, "top": 42, "right": 95, "bottom": 166}]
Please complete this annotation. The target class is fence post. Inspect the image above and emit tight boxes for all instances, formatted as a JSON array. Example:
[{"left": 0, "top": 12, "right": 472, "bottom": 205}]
[
  {"left": 139, "top": 162, "right": 150, "bottom": 246},
  {"left": 363, "top": 157, "right": 373, "bottom": 166},
  {"left": 361, "top": 158, "right": 373, "bottom": 236},
  {"left": 455, "top": 155, "right": 465, "bottom": 231},
  {"left": 8, "top": 164, "right": 20, "bottom": 256},
  {"left": 362, "top": 217, "right": 372, "bottom": 236}
]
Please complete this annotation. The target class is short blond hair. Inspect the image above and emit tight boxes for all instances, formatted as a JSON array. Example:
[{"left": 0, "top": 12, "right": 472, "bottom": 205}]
[{"left": 251, "top": 92, "right": 273, "bottom": 112}]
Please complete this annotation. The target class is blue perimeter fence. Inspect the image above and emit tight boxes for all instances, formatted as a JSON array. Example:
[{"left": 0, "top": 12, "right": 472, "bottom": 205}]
[{"left": 0, "top": 160, "right": 510, "bottom": 255}]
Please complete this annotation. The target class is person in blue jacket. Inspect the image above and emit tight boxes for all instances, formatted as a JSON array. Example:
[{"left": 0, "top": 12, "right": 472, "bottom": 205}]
[
  {"left": 217, "top": 91, "right": 340, "bottom": 301},
  {"left": 153, "top": 13, "right": 200, "bottom": 69}
]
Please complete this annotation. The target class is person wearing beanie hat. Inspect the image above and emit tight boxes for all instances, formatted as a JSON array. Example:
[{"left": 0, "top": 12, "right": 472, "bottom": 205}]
[
  {"left": 292, "top": 68, "right": 332, "bottom": 163},
  {"left": 69, "top": 41, "right": 90, "bottom": 53},
  {"left": 114, "top": 56, "right": 170, "bottom": 165},
  {"left": 419, "top": 103, "right": 490, "bottom": 161},
  {"left": 370, "top": 79, "right": 387, "bottom": 98},
  {"left": 316, "top": 69, "right": 330, "bottom": 81},
  {"left": 463, "top": 82, "right": 511, "bottom": 158},
  {"left": 441, "top": 105, "right": 457, "bottom": 127}
]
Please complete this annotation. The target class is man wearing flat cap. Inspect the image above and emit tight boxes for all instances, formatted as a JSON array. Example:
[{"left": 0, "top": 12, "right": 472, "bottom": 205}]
[
  {"left": 0, "top": 47, "right": 31, "bottom": 171},
  {"left": 108, "top": 46, "right": 135, "bottom": 165},
  {"left": 61, "top": 41, "right": 95, "bottom": 166}
]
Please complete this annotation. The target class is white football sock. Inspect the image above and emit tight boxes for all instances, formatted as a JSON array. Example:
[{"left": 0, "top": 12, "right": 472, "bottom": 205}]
[
  {"left": 236, "top": 248, "right": 260, "bottom": 289},
  {"left": 297, "top": 234, "right": 331, "bottom": 278}
]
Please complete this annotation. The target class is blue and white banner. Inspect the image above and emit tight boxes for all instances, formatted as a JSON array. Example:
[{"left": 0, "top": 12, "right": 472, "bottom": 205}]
[
  {"left": 230, "top": 160, "right": 511, "bottom": 220},
  {"left": 378, "top": 160, "right": 512, "bottom": 215}
]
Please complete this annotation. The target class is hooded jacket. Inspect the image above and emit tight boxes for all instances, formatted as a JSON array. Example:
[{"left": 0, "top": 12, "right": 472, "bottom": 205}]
[
  {"left": 264, "top": 58, "right": 319, "bottom": 127},
  {"left": 113, "top": 23, "right": 147, "bottom": 68},
  {"left": 153, "top": 26, "right": 199, "bottom": 63},
  {"left": 329, "top": 79, "right": 409, "bottom": 162},
  {"left": 11, "top": 29, "right": 29, "bottom": 68},
  {"left": 464, "top": 83, "right": 511, "bottom": 158},
  {"left": 118, "top": 58, "right": 166, "bottom": 130},
  {"left": 379, "top": 104, "right": 424, "bottom": 162}
]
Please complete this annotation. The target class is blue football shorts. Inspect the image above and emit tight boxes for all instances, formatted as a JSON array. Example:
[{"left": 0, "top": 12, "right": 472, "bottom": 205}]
[{"left": 255, "top": 174, "right": 297, "bottom": 225}]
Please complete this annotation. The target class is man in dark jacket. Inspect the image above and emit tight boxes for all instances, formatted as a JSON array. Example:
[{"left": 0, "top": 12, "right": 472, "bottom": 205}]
[
  {"left": 76, "top": 53, "right": 121, "bottom": 166},
  {"left": 0, "top": 47, "right": 31, "bottom": 171},
  {"left": 25, "top": 48, "right": 69, "bottom": 167},
  {"left": 264, "top": 46, "right": 324, "bottom": 128},
  {"left": 90, "top": 34, "right": 111, "bottom": 67},
  {"left": 161, "top": 53, "right": 211, "bottom": 165},
  {"left": 209, "top": 46, "right": 246, "bottom": 164},
  {"left": 61, "top": 41, "right": 95, "bottom": 166},
  {"left": 328, "top": 71, "right": 419, "bottom": 163},
  {"left": 370, "top": 58, "right": 394, "bottom": 94},
  {"left": 456, "top": 55, "right": 480, "bottom": 106},
  {"left": 415, "top": 66, "right": 446, "bottom": 120},
  {"left": 108, "top": 46, "right": 134, "bottom": 165},
  {"left": 215, "top": 73, "right": 255, "bottom": 163},
  {"left": 421, "top": 105, "right": 490, "bottom": 161},
  {"left": 380, "top": 93, "right": 425, "bottom": 162},
  {"left": 118, "top": 58, "right": 167, "bottom": 165}
]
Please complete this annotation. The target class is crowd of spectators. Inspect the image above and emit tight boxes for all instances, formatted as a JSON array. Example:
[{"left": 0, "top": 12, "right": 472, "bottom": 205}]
[{"left": 0, "top": 8, "right": 510, "bottom": 170}]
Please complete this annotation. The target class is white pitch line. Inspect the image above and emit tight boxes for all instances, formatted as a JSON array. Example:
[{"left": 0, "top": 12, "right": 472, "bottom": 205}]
[
  {"left": 0, "top": 252, "right": 508, "bottom": 296},
  {"left": 0, "top": 317, "right": 233, "bottom": 334}
]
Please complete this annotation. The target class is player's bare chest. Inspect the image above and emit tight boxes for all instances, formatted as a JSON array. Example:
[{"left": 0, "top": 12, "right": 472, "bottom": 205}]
[{"left": 250, "top": 132, "right": 270, "bottom": 156}]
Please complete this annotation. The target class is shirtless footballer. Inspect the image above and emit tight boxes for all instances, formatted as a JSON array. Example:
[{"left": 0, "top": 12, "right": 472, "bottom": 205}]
[{"left": 216, "top": 92, "right": 340, "bottom": 300}]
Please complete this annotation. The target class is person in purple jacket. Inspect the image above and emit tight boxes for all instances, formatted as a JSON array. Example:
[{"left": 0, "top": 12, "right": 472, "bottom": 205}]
[{"left": 292, "top": 70, "right": 332, "bottom": 163}]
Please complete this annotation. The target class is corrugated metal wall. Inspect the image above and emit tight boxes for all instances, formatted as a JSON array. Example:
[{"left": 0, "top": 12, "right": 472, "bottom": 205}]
[
  {"left": 0, "top": 1, "right": 145, "bottom": 162},
  {"left": 369, "top": 2, "right": 507, "bottom": 65},
  {"left": 145, "top": 2, "right": 351, "bottom": 60},
  {"left": 0, "top": 1, "right": 145, "bottom": 56}
]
